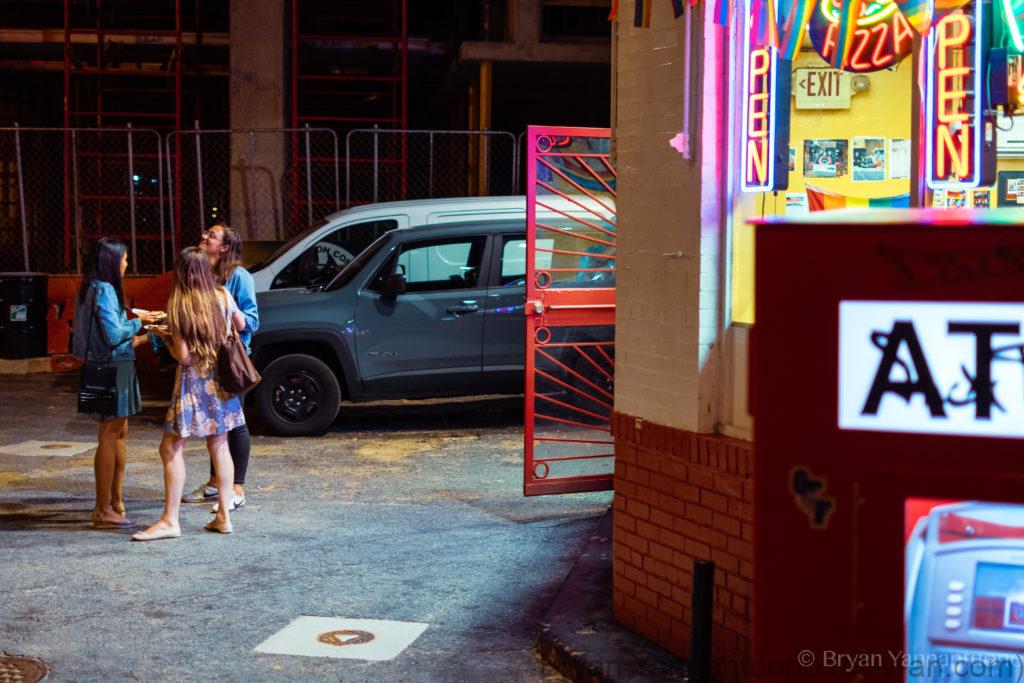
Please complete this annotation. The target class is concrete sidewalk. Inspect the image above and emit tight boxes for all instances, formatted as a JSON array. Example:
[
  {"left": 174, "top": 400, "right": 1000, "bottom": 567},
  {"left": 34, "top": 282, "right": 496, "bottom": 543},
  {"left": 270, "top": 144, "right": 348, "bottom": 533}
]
[{"left": 536, "top": 511, "right": 689, "bottom": 682}]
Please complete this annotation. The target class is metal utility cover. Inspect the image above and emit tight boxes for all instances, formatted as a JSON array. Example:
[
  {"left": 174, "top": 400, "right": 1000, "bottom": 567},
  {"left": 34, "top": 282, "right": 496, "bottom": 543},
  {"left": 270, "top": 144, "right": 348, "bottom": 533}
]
[
  {"left": 255, "top": 616, "right": 429, "bottom": 661},
  {"left": 0, "top": 655, "right": 48, "bottom": 682},
  {"left": 0, "top": 441, "right": 95, "bottom": 457}
]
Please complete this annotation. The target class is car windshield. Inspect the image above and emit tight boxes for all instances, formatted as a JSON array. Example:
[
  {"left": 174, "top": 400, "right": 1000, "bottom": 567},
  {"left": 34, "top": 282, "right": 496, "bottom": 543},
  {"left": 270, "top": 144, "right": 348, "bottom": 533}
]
[
  {"left": 252, "top": 217, "right": 333, "bottom": 271},
  {"left": 324, "top": 231, "right": 393, "bottom": 292}
]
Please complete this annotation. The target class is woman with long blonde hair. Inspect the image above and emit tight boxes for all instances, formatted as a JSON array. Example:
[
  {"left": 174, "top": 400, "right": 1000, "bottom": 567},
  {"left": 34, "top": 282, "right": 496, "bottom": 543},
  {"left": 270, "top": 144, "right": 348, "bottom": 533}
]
[
  {"left": 181, "top": 223, "right": 259, "bottom": 512},
  {"left": 132, "top": 247, "right": 247, "bottom": 540}
]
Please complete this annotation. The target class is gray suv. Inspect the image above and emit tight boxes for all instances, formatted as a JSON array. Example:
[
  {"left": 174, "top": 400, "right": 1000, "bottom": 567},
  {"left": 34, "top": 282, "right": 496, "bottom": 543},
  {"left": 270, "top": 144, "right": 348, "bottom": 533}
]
[{"left": 251, "top": 220, "right": 529, "bottom": 436}]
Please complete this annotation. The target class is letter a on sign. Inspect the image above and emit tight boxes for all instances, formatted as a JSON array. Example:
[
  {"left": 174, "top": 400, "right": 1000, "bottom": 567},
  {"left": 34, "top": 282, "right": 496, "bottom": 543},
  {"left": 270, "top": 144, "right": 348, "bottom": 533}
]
[{"left": 839, "top": 301, "right": 1024, "bottom": 439}]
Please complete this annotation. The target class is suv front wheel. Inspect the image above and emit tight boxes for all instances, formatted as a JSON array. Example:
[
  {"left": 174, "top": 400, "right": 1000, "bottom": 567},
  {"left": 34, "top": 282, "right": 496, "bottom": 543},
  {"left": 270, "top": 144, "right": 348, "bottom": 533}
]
[{"left": 255, "top": 354, "right": 341, "bottom": 436}]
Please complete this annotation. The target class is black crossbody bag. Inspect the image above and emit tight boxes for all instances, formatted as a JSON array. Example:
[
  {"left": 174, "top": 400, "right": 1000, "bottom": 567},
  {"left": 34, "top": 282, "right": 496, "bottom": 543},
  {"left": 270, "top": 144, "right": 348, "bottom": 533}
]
[{"left": 77, "top": 286, "right": 118, "bottom": 415}]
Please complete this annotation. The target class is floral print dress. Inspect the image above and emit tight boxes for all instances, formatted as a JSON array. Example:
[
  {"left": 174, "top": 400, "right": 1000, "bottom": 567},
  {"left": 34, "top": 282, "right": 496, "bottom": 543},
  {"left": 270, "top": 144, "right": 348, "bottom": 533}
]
[{"left": 164, "top": 293, "right": 246, "bottom": 438}]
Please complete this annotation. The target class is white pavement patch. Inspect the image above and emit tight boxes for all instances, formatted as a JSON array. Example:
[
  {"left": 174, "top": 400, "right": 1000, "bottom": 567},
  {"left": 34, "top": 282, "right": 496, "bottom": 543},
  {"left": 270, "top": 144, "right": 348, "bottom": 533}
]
[
  {"left": 0, "top": 440, "right": 95, "bottom": 457},
  {"left": 255, "top": 616, "right": 429, "bottom": 661}
]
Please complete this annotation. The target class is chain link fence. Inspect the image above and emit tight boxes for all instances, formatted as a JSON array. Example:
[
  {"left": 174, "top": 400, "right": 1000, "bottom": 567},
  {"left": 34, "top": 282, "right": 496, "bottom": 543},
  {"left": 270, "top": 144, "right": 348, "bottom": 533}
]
[
  {"left": 1, "top": 126, "right": 522, "bottom": 275},
  {"left": 166, "top": 127, "right": 342, "bottom": 245},
  {"left": 346, "top": 128, "right": 519, "bottom": 206},
  {"left": 0, "top": 126, "right": 166, "bottom": 275}
]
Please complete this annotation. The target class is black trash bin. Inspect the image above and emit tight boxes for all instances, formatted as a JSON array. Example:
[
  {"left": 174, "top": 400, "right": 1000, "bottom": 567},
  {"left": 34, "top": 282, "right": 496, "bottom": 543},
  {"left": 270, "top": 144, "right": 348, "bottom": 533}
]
[{"left": 0, "top": 273, "right": 49, "bottom": 359}]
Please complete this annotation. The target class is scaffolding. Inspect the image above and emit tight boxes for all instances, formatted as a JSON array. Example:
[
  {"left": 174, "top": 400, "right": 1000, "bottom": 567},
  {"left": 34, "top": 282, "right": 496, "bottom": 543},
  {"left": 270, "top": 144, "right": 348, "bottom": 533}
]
[
  {"left": 290, "top": 0, "right": 409, "bottom": 211},
  {"left": 61, "top": 0, "right": 185, "bottom": 269}
]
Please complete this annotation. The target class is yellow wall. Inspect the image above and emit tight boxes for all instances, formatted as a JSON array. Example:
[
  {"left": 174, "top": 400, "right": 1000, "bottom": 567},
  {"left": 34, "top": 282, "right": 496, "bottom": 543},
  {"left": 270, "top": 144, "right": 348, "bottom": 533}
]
[
  {"left": 732, "top": 50, "right": 913, "bottom": 324},
  {"left": 731, "top": 52, "right": 1024, "bottom": 325}
]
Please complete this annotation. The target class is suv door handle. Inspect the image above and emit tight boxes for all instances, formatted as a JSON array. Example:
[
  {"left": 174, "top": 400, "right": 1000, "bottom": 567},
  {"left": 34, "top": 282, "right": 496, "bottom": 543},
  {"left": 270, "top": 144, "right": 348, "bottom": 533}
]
[{"left": 446, "top": 304, "right": 479, "bottom": 314}]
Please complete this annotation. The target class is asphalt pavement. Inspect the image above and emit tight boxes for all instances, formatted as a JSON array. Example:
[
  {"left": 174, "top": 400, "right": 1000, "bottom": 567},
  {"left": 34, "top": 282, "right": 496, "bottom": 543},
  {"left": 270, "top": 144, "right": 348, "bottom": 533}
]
[{"left": 0, "top": 369, "right": 612, "bottom": 682}]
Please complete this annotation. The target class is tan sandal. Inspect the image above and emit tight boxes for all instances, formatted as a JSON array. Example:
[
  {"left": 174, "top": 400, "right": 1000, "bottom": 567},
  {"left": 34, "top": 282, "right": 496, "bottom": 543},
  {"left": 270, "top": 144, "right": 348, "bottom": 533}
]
[{"left": 131, "top": 526, "right": 181, "bottom": 541}]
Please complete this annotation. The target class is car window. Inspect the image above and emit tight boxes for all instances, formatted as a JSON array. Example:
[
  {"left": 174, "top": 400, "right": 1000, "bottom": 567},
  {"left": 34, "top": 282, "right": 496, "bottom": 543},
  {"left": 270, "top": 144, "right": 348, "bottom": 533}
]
[
  {"left": 370, "top": 237, "right": 486, "bottom": 293},
  {"left": 324, "top": 231, "right": 394, "bottom": 292},
  {"left": 272, "top": 219, "right": 398, "bottom": 289},
  {"left": 500, "top": 235, "right": 527, "bottom": 286}
]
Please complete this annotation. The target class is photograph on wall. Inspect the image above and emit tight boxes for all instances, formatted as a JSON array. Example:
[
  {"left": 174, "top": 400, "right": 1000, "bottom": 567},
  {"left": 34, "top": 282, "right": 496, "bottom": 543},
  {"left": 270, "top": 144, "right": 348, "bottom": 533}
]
[
  {"left": 1011, "top": 180, "right": 1024, "bottom": 204},
  {"left": 889, "top": 139, "right": 910, "bottom": 180},
  {"left": 972, "top": 189, "right": 991, "bottom": 208},
  {"left": 1000, "top": 172, "right": 1024, "bottom": 206},
  {"left": 785, "top": 192, "right": 808, "bottom": 215},
  {"left": 945, "top": 190, "right": 967, "bottom": 208},
  {"left": 852, "top": 138, "right": 886, "bottom": 182},
  {"left": 789, "top": 147, "right": 796, "bottom": 172},
  {"left": 803, "top": 139, "right": 848, "bottom": 178}
]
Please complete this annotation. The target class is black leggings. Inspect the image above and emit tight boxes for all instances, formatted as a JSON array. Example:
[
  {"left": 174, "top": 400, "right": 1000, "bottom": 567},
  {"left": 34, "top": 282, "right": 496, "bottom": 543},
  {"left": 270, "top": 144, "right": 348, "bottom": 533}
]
[{"left": 211, "top": 423, "right": 251, "bottom": 486}]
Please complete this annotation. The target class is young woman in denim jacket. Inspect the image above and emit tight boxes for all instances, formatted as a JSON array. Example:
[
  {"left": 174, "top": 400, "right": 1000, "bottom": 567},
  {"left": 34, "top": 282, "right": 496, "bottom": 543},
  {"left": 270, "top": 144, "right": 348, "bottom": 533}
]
[
  {"left": 74, "top": 237, "right": 161, "bottom": 528},
  {"left": 180, "top": 223, "right": 259, "bottom": 512}
]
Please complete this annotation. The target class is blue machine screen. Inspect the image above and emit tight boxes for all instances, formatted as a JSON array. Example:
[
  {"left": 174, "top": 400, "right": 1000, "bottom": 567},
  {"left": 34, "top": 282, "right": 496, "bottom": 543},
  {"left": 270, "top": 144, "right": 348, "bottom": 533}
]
[{"left": 973, "top": 563, "right": 1024, "bottom": 631}]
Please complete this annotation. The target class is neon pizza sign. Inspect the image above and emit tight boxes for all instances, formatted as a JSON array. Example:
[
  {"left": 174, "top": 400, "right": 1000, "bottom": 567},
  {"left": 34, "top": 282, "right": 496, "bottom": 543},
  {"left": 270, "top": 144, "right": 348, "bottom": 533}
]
[
  {"left": 924, "top": 1, "right": 995, "bottom": 190},
  {"left": 740, "top": 0, "right": 791, "bottom": 192},
  {"left": 809, "top": 0, "right": 915, "bottom": 73}
]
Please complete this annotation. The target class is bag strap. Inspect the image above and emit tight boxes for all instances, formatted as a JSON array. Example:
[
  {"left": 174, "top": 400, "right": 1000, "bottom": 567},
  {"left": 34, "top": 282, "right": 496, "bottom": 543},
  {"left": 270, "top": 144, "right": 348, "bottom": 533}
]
[
  {"left": 221, "top": 292, "right": 237, "bottom": 343},
  {"left": 84, "top": 284, "right": 115, "bottom": 363}
]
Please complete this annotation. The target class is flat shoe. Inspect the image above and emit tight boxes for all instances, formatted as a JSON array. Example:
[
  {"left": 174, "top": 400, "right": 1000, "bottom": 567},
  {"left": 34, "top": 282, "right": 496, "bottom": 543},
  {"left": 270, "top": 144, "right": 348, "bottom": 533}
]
[
  {"left": 204, "top": 520, "right": 232, "bottom": 534},
  {"left": 131, "top": 528, "right": 181, "bottom": 541}
]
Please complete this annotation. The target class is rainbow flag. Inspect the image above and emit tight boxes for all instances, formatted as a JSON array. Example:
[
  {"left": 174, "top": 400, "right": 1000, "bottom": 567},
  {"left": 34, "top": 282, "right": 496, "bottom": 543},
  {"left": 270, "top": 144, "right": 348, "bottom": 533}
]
[
  {"left": 893, "top": 0, "right": 932, "bottom": 33},
  {"left": 806, "top": 185, "right": 911, "bottom": 211},
  {"left": 608, "top": 0, "right": 620, "bottom": 21},
  {"left": 829, "top": 0, "right": 864, "bottom": 68},
  {"left": 752, "top": 0, "right": 780, "bottom": 47},
  {"left": 932, "top": 0, "right": 972, "bottom": 21},
  {"left": 634, "top": 0, "right": 653, "bottom": 26},
  {"left": 777, "top": 0, "right": 816, "bottom": 60},
  {"left": 670, "top": 0, "right": 685, "bottom": 16},
  {"left": 713, "top": 0, "right": 732, "bottom": 25}
]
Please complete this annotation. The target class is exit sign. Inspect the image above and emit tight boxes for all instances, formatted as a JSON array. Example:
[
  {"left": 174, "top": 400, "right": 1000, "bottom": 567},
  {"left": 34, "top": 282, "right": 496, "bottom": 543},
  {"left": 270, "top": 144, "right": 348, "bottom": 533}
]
[{"left": 793, "top": 68, "right": 851, "bottom": 109}]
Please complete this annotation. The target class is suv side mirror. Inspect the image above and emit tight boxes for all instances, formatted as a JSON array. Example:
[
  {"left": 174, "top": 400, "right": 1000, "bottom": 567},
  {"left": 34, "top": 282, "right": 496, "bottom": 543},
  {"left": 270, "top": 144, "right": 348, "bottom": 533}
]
[{"left": 381, "top": 273, "right": 407, "bottom": 299}]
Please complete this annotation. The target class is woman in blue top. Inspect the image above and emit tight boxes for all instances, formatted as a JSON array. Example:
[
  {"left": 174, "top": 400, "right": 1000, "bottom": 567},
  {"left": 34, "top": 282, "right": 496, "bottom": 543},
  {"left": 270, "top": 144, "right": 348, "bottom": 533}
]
[
  {"left": 181, "top": 223, "right": 259, "bottom": 512},
  {"left": 73, "top": 237, "right": 160, "bottom": 528}
]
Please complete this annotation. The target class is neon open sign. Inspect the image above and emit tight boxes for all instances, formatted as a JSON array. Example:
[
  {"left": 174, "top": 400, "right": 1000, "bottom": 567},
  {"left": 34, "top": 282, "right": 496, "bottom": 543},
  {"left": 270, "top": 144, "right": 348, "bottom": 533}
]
[
  {"left": 924, "top": 1, "right": 994, "bottom": 190},
  {"left": 740, "top": 0, "right": 791, "bottom": 192},
  {"left": 809, "top": 0, "right": 915, "bottom": 73}
]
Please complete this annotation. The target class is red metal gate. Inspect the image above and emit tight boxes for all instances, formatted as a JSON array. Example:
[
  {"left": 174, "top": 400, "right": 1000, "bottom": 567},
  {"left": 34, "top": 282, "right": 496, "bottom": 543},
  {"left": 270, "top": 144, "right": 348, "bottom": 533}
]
[{"left": 524, "top": 125, "right": 616, "bottom": 496}]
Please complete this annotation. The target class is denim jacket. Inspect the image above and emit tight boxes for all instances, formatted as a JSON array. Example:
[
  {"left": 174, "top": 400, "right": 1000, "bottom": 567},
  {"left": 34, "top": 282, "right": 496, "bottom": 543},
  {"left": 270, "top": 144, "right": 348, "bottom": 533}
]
[
  {"left": 73, "top": 281, "right": 141, "bottom": 362},
  {"left": 225, "top": 267, "right": 259, "bottom": 354}
]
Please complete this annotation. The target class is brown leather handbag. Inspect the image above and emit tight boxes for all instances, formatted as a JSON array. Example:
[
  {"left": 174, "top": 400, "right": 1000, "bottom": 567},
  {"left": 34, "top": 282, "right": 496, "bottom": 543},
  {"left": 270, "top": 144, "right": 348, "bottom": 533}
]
[{"left": 217, "top": 327, "right": 261, "bottom": 395}]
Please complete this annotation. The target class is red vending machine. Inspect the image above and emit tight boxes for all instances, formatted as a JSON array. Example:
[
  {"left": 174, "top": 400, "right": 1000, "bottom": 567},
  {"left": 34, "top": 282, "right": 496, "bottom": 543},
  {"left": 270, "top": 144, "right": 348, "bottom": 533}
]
[{"left": 751, "top": 209, "right": 1024, "bottom": 682}]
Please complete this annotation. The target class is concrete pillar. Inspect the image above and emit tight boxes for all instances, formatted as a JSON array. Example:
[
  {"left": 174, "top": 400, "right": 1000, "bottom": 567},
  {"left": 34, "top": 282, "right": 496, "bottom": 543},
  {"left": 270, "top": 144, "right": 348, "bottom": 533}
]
[
  {"left": 510, "top": 0, "right": 540, "bottom": 44},
  {"left": 229, "top": 0, "right": 285, "bottom": 240}
]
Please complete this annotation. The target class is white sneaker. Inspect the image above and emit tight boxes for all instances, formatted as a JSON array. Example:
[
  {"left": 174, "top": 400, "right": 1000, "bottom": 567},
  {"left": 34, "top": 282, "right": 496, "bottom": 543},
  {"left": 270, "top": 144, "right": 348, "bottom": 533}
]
[
  {"left": 182, "top": 484, "right": 217, "bottom": 503},
  {"left": 212, "top": 493, "right": 246, "bottom": 513}
]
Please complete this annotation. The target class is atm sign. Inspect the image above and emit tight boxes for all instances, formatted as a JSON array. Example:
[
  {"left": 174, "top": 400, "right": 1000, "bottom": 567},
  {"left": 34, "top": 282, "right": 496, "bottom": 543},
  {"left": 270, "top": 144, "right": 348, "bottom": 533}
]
[{"left": 839, "top": 301, "right": 1024, "bottom": 440}]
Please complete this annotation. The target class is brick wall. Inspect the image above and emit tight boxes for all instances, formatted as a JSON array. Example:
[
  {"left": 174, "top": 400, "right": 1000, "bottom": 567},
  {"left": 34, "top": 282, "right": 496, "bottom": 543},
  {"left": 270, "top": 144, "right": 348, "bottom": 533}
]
[
  {"left": 612, "top": 0, "right": 728, "bottom": 434},
  {"left": 612, "top": 411, "right": 753, "bottom": 682},
  {"left": 613, "top": 2, "right": 705, "bottom": 432}
]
